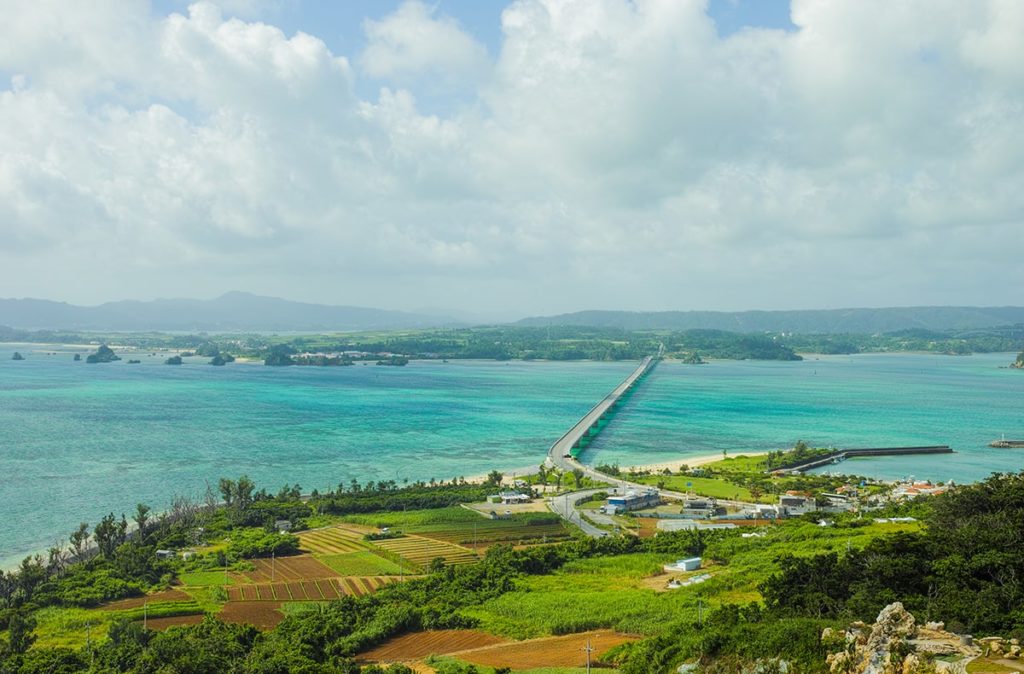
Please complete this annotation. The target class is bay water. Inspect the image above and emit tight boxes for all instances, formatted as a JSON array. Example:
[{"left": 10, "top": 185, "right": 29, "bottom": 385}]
[{"left": 2, "top": 345, "right": 1022, "bottom": 567}]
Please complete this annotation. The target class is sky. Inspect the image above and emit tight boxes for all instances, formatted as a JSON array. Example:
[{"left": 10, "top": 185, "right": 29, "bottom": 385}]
[{"left": 1, "top": 0, "right": 1022, "bottom": 320}]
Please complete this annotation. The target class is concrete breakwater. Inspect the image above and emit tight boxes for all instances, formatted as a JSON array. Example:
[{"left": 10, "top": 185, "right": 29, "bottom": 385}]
[{"left": 777, "top": 446, "right": 954, "bottom": 473}]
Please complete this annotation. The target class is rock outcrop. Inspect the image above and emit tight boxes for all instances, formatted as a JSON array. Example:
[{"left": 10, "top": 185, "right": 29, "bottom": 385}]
[{"left": 825, "top": 603, "right": 983, "bottom": 674}]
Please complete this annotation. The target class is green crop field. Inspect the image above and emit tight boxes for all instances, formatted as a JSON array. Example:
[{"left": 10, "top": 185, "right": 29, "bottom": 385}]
[
  {"left": 319, "top": 551, "right": 404, "bottom": 576},
  {"left": 298, "top": 526, "right": 371, "bottom": 555},
  {"left": 373, "top": 534, "right": 479, "bottom": 568}
]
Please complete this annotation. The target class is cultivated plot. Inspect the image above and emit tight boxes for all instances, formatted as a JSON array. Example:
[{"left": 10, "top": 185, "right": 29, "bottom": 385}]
[
  {"left": 298, "top": 526, "right": 373, "bottom": 555},
  {"left": 225, "top": 576, "right": 398, "bottom": 602},
  {"left": 372, "top": 534, "right": 478, "bottom": 568},
  {"left": 359, "top": 630, "right": 508, "bottom": 663}
]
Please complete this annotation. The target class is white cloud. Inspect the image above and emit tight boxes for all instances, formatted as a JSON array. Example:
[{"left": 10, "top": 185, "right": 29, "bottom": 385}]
[
  {"left": 360, "top": 1, "right": 490, "bottom": 87},
  {"left": 0, "top": 0, "right": 1022, "bottom": 315}
]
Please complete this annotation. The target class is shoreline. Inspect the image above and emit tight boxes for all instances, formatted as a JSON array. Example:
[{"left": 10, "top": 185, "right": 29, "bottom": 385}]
[{"left": 464, "top": 451, "right": 770, "bottom": 486}]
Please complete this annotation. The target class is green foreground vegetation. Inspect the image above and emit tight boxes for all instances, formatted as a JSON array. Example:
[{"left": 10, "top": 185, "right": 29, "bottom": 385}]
[{"left": 1, "top": 466, "right": 1023, "bottom": 673}]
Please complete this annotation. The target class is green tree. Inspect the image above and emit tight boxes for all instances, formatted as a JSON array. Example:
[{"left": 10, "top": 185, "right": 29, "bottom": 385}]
[
  {"left": 571, "top": 468, "right": 585, "bottom": 489},
  {"left": 218, "top": 478, "right": 235, "bottom": 507},
  {"left": 133, "top": 503, "right": 151, "bottom": 543},
  {"left": 3, "top": 609, "right": 37, "bottom": 655},
  {"left": 69, "top": 522, "right": 89, "bottom": 560}
]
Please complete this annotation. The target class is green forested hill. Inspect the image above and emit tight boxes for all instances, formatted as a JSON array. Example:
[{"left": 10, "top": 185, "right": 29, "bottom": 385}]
[{"left": 518, "top": 306, "right": 1024, "bottom": 334}]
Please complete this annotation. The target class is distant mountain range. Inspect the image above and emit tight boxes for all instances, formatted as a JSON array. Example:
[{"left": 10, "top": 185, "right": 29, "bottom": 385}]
[
  {"left": 0, "top": 292, "right": 461, "bottom": 332},
  {"left": 4, "top": 293, "right": 1024, "bottom": 335},
  {"left": 516, "top": 307, "right": 1024, "bottom": 334}
]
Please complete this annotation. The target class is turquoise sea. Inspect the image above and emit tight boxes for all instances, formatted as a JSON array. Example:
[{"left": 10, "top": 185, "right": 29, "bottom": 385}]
[
  {"left": 586, "top": 352, "right": 1024, "bottom": 482},
  {"left": 2, "top": 345, "right": 1023, "bottom": 566}
]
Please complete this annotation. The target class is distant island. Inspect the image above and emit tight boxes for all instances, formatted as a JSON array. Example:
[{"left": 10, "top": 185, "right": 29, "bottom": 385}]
[
  {"left": 85, "top": 345, "right": 120, "bottom": 363},
  {"left": 2, "top": 322, "right": 1022, "bottom": 367},
  {"left": 11, "top": 351, "right": 24, "bottom": 360},
  {"left": 165, "top": 355, "right": 182, "bottom": 365},
  {"left": 1013, "top": 351, "right": 1024, "bottom": 369}
]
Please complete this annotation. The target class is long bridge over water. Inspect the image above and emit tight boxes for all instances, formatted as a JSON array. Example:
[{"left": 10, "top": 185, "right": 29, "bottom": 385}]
[{"left": 547, "top": 352, "right": 660, "bottom": 482}]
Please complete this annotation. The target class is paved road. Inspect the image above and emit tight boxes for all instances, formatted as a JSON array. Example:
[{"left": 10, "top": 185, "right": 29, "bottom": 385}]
[
  {"left": 542, "top": 346, "right": 762, "bottom": 538},
  {"left": 548, "top": 489, "right": 608, "bottom": 537}
]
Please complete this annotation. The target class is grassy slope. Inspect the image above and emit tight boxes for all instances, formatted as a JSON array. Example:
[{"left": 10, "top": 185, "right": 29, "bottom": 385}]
[{"left": 461, "top": 520, "right": 920, "bottom": 640}]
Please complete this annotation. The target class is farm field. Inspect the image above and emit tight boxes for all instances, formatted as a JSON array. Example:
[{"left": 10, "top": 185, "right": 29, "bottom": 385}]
[
  {"left": 373, "top": 534, "right": 479, "bottom": 568},
  {"left": 455, "top": 630, "right": 639, "bottom": 670},
  {"left": 219, "top": 601, "right": 286, "bottom": 630},
  {"left": 411, "top": 518, "right": 570, "bottom": 548},
  {"left": 359, "top": 630, "right": 509, "bottom": 662},
  {"left": 139, "top": 614, "right": 206, "bottom": 631},
  {"left": 243, "top": 554, "right": 338, "bottom": 582},
  {"left": 298, "top": 525, "right": 373, "bottom": 555},
  {"left": 225, "top": 576, "right": 398, "bottom": 601},
  {"left": 320, "top": 550, "right": 404, "bottom": 576}
]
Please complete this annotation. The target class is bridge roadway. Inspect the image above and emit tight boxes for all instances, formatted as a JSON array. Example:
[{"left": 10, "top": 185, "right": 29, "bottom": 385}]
[
  {"left": 544, "top": 349, "right": 759, "bottom": 536},
  {"left": 547, "top": 355, "right": 657, "bottom": 482}
]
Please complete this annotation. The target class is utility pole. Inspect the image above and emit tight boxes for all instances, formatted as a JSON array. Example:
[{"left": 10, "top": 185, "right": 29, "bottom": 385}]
[
  {"left": 698, "top": 598, "right": 704, "bottom": 626},
  {"left": 271, "top": 551, "right": 275, "bottom": 582},
  {"left": 582, "top": 638, "right": 594, "bottom": 674},
  {"left": 143, "top": 602, "right": 148, "bottom": 630}
]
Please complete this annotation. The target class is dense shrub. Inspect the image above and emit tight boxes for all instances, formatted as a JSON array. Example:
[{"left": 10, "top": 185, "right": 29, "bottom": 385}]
[{"left": 226, "top": 529, "right": 299, "bottom": 559}]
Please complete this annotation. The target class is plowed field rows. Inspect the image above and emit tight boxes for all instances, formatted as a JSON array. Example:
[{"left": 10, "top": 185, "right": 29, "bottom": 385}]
[
  {"left": 456, "top": 630, "right": 640, "bottom": 669},
  {"left": 243, "top": 555, "right": 338, "bottom": 582},
  {"left": 219, "top": 601, "right": 284, "bottom": 630},
  {"left": 359, "top": 630, "right": 508, "bottom": 662},
  {"left": 373, "top": 535, "right": 478, "bottom": 567},
  {"left": 226, "top": 576, "right": 397, "bottom": 601},
  {"left": 298, "top": 527, "right": 371, "bottom": 555}
]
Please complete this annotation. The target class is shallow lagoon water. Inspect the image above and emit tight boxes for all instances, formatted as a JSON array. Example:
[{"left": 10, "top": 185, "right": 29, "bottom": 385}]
[
  {"left": 586, "top": 353, "right": 1024, "bottom": 483},
  {"left": 2, "top": 346, "right": 1022, "bottom": 566},
  {"left": 0, "top": 346, "right": 631, "bottom": 567}
]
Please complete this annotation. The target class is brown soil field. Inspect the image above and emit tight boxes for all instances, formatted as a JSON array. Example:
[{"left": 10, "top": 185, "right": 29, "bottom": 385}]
[
  {"left": 318, "top": 579, "right": 341, "bottom": 599},
  {"left": 455, "top": 630, "right": 640, "bottom": 669},
  {"left": 244, "top": 554, "right": 338, "bottom": 582},
  {"left": 219, "top": 601, "right": 284, "bottom": 630},
  {"left": 226, "top": 576, "right": 399, "bottom": 601},
  {"left": 101, "top": 588, "right": 192, "bottom": 611},
  {"left": 138, "top": 614, "right": 206, "bottom": 630},
  {"left": 359, "top": 630, "right": 508, "bottom": 662},
  {"left": 636, "top": 517, "right": 659, "bottom": 538}
]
